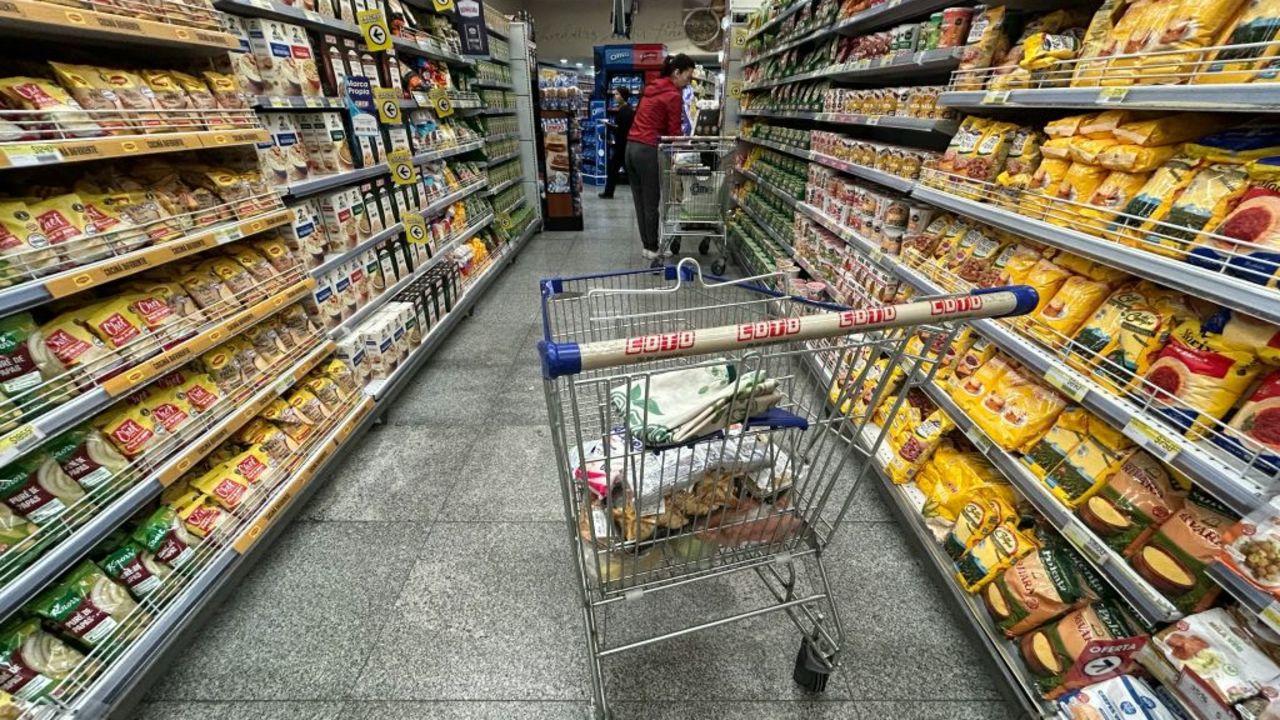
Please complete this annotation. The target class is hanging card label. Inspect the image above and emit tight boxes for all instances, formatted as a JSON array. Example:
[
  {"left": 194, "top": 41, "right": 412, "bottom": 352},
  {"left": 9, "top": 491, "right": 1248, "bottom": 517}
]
[{"left": 357, "top": 8, "right": 392, "bottom": 51}]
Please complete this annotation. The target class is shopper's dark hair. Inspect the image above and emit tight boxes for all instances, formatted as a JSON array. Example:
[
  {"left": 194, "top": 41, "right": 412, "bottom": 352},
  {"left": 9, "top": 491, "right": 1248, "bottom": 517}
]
[
  {"left": 660, "top": 53, "right": 696, "bottom": 77},
  {"left": 615, "top": 87, "right": 631, "bottom": 100}
]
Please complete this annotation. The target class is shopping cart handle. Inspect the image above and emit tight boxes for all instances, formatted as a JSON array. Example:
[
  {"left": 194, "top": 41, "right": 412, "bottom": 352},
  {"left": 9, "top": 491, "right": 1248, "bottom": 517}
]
[{"left": 539, "top": 285, "right": 1039, "bottom": 379}]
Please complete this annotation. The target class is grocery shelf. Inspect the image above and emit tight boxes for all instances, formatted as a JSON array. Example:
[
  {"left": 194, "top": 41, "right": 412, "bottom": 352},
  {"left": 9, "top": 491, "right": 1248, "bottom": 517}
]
[
  {"left": 0, "top": 0, "right": 238, "bottom": 52},
  {"left": 921, "top": 382, "right": 1182, "bottom": 626},
  {"left": 743, "top": 0, "right": 960, "bottom": 67},
  {"left": 737, "top": 167, "right": 802, "bottom": 210},
  {"left": 1207, "top": 562, "right": 1280, "bottom": 633},
  {"left": 744, "top": 0, "right": 813, "bottom": 42},
  {"left": 913, "top": 185, "right": 1280, "bottom": 327},
  {"left": 329, "top": 214, "right": 496, "bottom": 341},
  {"left": 0, "top": 340, "right": 335, "bottom": 620},
  {"left": 486, "top": 150, "right": 521, "bottom": 167},
  {"left": 393, "top": 37, "right": 475, "bottom": 66},
  {"left": 482, "top": 108, "right": 518, "bottom": 116},
  {"left": 0, "top": 278, "right": 316, "bottom": 471},
  {"left": 414, "top": 139, "right": 485, "bottom": 164},
  {"left": 252, "top": 96, "right": 348, "bottom": 110},
  {"left": 485, "top": 132, "right": 522, "bottom": 143},
  {"left": 0, "top": 208, "right": 293, "bottom": 317},
  {"left": 487, "top": 176, "right": 520, "bottom": 195},
  {"left": 740, "top": 136, "right": 916, "bottom": 192},
  {"left": 283, "top": 165, "right": 390, "bottom": 200},
  {"left": 496, "top": 195, "right": 527, "bottom": 217},
  {"left": 0, "top": 128, "right": 268, "bottom": 170},
  {"left": 940, "top": 84, "right": 1280, "bottom": 114},
  {"left": 743, "top": 48, "right": 962, "bottom": 92},
  {"left": 731, "top": 197, "right": 797, "bottom": 258},
  {"left": 474, "top": 82, "right": 515, "bottom": 91},
  {"left": 739, "top": 109, "right": 958, "bottom": 136},
  {"left": 1136, "top": 645, "right": 1218, "bottom": 720},
  {"left": 215, "top": 0, "right": 362, "bottom": 36},
  {"left": 308, "top": 180, "right": 487, "bottom": 280}
]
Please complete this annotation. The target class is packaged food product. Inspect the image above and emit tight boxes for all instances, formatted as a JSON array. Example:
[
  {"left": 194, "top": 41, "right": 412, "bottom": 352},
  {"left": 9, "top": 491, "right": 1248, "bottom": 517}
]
[
  {"left": 1143, "top": 319, "right": 1263, "bottom": 437},
  {"left": 1147, "top": 161, "right": 1250, "bottom": 259},
  {"left": 1114, "top": 114, "right": 1229, "bottom": 148},
  {"left": 1031, "top": 276, "right": 1113, "bottom": 347},
  {"left": 47, "top": 62, "right": 128, "bottom": 134},
  {"left": 1020, "top": 32, "right": 1080, "bottom": 71},
  {"left": 1220, "top": 495, "right": 1280, "bottom": 598},
  {"left": 30, "top": 560, "right": 138, "bottom": 647},
  {"left": 97, "top": 539, "right": 171, "bottom": 599},
  {"left": 1054, "top": 163, "right": 1111, "bottom": 216},
  {"left": 985, "top": 544, "right": 1100, "bottom": 637},
  {"left": 190, "top": 461, "right": 251, "bottom": 510},
  {"left": 918, "top": 444, "right": 1007, "bottom": 522},
  {"left": 1068, "top": 284, "right": 1174, "bottom": 391},
  {"left": 1042, "top": 420, "right": 1133, "bottom": 507},
  {"left": 1153, "top": 607, "right": 1280, "bottom": 703},
  {"left": 97, "top": 403, "right": 160, "bottom": 459},
  {"left": 1021, "top": 407, "right": 1092, "bottom": 480},
  {"left": 235, "top": 419, "right": 296, "bottom": 464},
  {"left": 95, "top": 68, "right": 164, "bottom": 131},
  {"left": 1131, "top": 493, "right": 1232, "bottom": 612},
  {"left": 956, "top": 523, "right": 1039, "bottom": 592},
  {"left": 1058, "top": 675, "right": 1180, "bottom": 720},
  {"left": 1004, "top": 127, "right": 1044, "bottom": 177},
  {"left": 943, "top": 497, "right": 1017, "bottom": 559},
  {"left": 884, "top": 409, "right": 953, "bottom": 484},
  {"left": 139, "top": 70, "right": 193, "bottom": 120},
  {"left": 1041, "top": 137, "right": 1074, "bottom": 161},
  {"left": 1195, "top": 0, "right": 1280, "bottom": 84},
  {"left": 173, "top": 490, "right": 230, "bottom": 538},
  {"left": 1045, "top": 114, "right": 1097, "bottom": 139},
  {"left": 176, "top": 263, "right": 239, "bottom": 317},
  {"left": 1192, "top": 157, "right": 1280, "bottom": 284},
  {"left": 1097, "top": 144, "right": 1177, "bottom": 174},
  {"left": 1108, "top": 154, "right": 1202, "bottom": 248},
  {"left": 940, "top": 117, "right": 989, "bottom": 174},
  {"left": 1081, "top": 450, "right": 1186, "bottom": 555},
  {"left": 0, "top": 618, "right": 84, "bottom": 700},
  {"left": 45, "top": 425, "right": 129, "bottom": 493},
  {"left": 949, "top": 353, "right": 1018, "bottom": 413},
  {"left": 1022, "top": 160, "right": 1071, "bottom": 219},
  {"left": 130, "top": 506, "right": 197, "bottom": 569},
  {"left": 0, "top": 76, "right": 101, "bottom": 138},
  {"left": 1021, "top": 602, "right": 1132, "bottom": 697},
  {"left": 968, "top": 121, "right": 1017, "bottom": 182},
  {"left": 1072, "top": 0, "right": 1127, "bottom": 86},
  {"left": 1138, "top": 0, "right": 1250, "bottom": 83},
  {"left": 0, "top": 455, "right": 84, "bottom": 525},
  {"left": 261, "top": 396, "right": 315, "bottom": 443},
  {"left": 0, "top": 503, "right": 34, "bottom": 555},
  {"left": 1021, "top": 260, "right": 1073, "bottom": 316}
]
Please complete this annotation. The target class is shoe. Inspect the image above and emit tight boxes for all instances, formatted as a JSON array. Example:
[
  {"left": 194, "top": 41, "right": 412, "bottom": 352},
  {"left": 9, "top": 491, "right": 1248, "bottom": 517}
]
[
  {"left": 598, "top": 192, "right": 613, "bottom": 199},
  {"left": 641, "top": 248, "right": 660, "bottom": 261}
]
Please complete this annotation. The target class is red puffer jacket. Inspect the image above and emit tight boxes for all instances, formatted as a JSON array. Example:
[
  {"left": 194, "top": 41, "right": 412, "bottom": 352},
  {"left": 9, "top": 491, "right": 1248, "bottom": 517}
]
[{"left": 627, "top": 77, "right": 683, "bottom": 147}]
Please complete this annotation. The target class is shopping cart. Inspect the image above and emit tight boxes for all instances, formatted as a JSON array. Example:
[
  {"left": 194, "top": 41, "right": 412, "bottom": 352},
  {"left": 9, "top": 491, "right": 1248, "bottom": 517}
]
[
  {"left": 658, "top": 136, "right": 735, "bottom": 274},
  {"left": 538, "top": 259, "right": 1038, "bottom": 719}
]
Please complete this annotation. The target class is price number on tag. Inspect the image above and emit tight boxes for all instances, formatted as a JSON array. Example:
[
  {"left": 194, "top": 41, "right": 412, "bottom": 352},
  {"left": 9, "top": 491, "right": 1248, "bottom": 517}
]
[
  {"left": 1098, "top": 86, "right": 1129, "bottom": 105},
  {"left": 428, "top": 88, "right": 454, "bottom": 118},
  {"left": 965, "top": 425, "right": 992, "bottom": 454},
  {"left": 981, "top": 90, "right": 1010, "bottom": 105},
  {"left": 386, "top": 149, "right": 418, "bottom": 186},
  {"left": 1044, "top": 366, "right": 1089, "bottom": 402},
  {"left": 357, "top": 8, "right": 392, "bottom": 51},
  {"left": 403, "top": 212, "right": 428, "bottom": 244},
  {"left": 374, "top": 88, "right": 402, "bottom": 124},
  {"left": 0, "top": 424, "right": 44, "bottom": 466},
  {"left": 1122, "top": 417, "right": 1180, "bottom": 462},
  {"left": 1062, "top": 524, "right": 1109, "bottom": 566},
  {"left": 3, "top": 143, "right": 63, "bottom": 167}
]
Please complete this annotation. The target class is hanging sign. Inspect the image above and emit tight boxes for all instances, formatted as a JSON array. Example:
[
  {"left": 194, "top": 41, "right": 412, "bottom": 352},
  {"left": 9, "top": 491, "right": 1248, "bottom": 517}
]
[
  {"left": 373, "top": 88, "right": 403, "bottom": 124},
  {"left": 358, "top": 8, "right": 392, "bottom": 51},
  {"left": 428, "top": 88, "right": 455, "bottom": 118},
  {"left": 387, "top": 149, "right": 418, "bottom": 186}
]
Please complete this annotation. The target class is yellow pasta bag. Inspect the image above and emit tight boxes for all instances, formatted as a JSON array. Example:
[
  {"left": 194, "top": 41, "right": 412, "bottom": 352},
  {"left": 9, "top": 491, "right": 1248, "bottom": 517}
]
[
  {"left": 1073, "top": 0, "right": 1130, "bottom": 86},
  {"left": 1067, "top": 137, "right": 1121, "bottom": 166},
  {"left": 921, "top": 446, "right": 1010, "bottom": 522},
  {"left": 1194, "top": 0, "right": 1280, "bottom": 84},
  {"left": 1137, "top": 0, "right": 1250, "bottom": 84},
  {"left": 999, "top": 244, "right": 1046, "bottom": 286},
  {"left": 1204, "top": 307, "right": 1280, "bottom": 364},
  {"left": 952, "top": 336, "right": 999, "bottom": 385},
  {"left": 1082, "top": 111, "right": 1134, "bottom": 138},
  {"left": 1031, "top": 276, "right": 1115, "bottom": 347},
  {"left": 1022, "top": 159, "right": 1072, "bottom": 219},
  {"left": 973, "top": 369, "right": 1070, "bottom": 452},
  {"left": 950, "top": 354, "right": 1019, "bottom": 413},
  {"left": 1114, "top": 114, "right": 1233, "bottom": 147},
  {"left": 1145, "top": 161, "right": 1250, "bottom": 259},
  {"left": 1021, "top": 407, "right": 1092, "bottom": 480},
  {"left": 1141, "top": 319, "right": 1263, "bottom": 438},
  {"left": 1098, "top": 0, "right": 1182, "bottom": 86},
  {"left": 885, "top": 409, "right": 954, "bottom": 484},
  {"left": 1041, "top": 137, "right": 1075, "bottom": 160},
  {"left": 1049, "top": 253, "right": 1130, "bottom": 285},
  {"left": 1107, "top": 154, "right": 1203, "bottom": 248},
  {"left": 1046, "top": 114, "right": 1097, "bottom": 138},
  {"left": 1022, "top": 260, "right": 1072, "bottom": 315},
  {"left": 957, "top": 523, "right": 1040, "bottom": 593},
  {"left": 1098, "top": 144, "right": 1178, "bottom": 173},
  {"left": 1081, "top": 171, "right": 1153, "bottom": 234},
  {"left": 1043, "top": 422, "right": 1134, "bottom": 507},
  {"left": 943, "top": 497, "right": 1019, "bottom": 560},
  {"left": 1068, "top": 284, "right": 1176, "bottom": 391},
  {"left": 1053, "top": 164, "right": 1112, "bottom": 225}
]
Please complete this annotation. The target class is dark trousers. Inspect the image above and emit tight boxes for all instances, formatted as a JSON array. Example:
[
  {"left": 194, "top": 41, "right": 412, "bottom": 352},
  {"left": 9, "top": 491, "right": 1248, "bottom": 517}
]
[
  {"left": 603, "top": 141, "right": 627, "bottom": 196},
  {"left": 625, "top": 142, "right": 660, "bottom": 253}
]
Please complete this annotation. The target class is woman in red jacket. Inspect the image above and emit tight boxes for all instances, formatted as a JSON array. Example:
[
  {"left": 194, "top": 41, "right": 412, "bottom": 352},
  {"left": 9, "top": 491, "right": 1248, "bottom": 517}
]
[{"left": 626, "top": 53, "right": 696, "bottom": 265}]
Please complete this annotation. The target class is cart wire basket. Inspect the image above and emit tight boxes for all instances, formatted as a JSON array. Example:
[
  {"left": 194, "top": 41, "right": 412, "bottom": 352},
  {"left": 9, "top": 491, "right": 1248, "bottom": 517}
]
[
  {"left": 538, "top": 258, "right": 1038, "bottom": 719},
  {"left": 658, "top": 136, "right": 736, "bottom": 274}
]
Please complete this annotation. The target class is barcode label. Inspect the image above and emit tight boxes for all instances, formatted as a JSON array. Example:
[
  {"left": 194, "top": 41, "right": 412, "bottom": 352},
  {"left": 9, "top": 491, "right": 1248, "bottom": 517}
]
[
  {"left": 1044, "top": 366, "right": 1088, "bottom": 402},
  {"left": 1122, "top": 417, "right": 1180, "bottom": 462},
  {"left": 4, "top": 143, "right": 64, "bottom": 167}
]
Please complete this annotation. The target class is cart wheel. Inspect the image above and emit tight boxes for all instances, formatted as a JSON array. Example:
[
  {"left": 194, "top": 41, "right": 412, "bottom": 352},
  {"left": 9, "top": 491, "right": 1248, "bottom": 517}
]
[
  {"left": 793, "top": 640, "right": 831, "bottom": 693},
  {"left": 670, "top": 238, "right": 681, "bottom": 255},
  {"left": 711, "top": 259, "right": 727, "bottom": 275},
  {"left": 699, "top": 238, "right": 711, "bottom": 255}
]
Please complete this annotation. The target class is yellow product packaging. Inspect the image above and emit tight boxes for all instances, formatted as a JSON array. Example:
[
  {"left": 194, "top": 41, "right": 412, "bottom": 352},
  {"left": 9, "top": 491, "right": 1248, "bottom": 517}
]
[
  {"left": 1080, "top": 111, "right": 1134, "bottom": 139},
  {"left": 1072, "top": 0, "right": 1128, "bottom": 86},
  {"left": 1098, "top": 144, "right": 1178, "bottom": 173},
  {"left": 1021, "top": 407, "right": 1092, "bottom": 480},
  {"left": 1114, "top": 114, "right": 1233, "bottom": 147},
  {"left": 82, "top": 297, "right": 147, "bottom": 356},
  {"left": 1195, "top": 157, "right": 1280, "bottom": 285},
  {"left": 123, "top": 291, "right": 186, "bottom": 347},
  {"left": 245, "top": 324, "right": 287, "bottom": 367},
  {"left": 1045, "top": 115, "right": 1097, "bottom": 139},
  {"left": 1207, "top": 308, "right": 1280, "bottom": 364},
  {"left": 1022, "top": 159, "right": 1072, "bottom": 219},
  {"left": 197, "top": 257, "right": 261, "bottom": 305},
  {"left": 1067, "top": 284, "right": 1175, "bottom": 391},
  {"left": 884, "top": 410, "right": 954, "bottom": 484},
  {"left": 928, "top": 220, "right": 973, "bottom": 270},
  {"left": 1195, "top": 0, "right": 1280, "bottom": 84},
  {"left": 0, "top": 199, "right": 58, "bottom": 282},
  {"left": 175, "top": 373, "right": 222, "bottom": 415},
  {"left": 1107, "top": 154, "right": 1203, "bottom": 248},
  {"left": 321, "top": 357, "right": 358, "bottom": 398},
  {"left": 172, "top": 490, "right": 230, "bottom": 538},
  {"left": 1040, "top": 137, "right": 1074, "bottom": 161},
  {"left": 1031, "top": 276, "right": 1115, "bottom": 347},
  {"left": 140, "top": 385, "right": 194, "bottom": 435},
  {"left": 139, "top": 69, "right": 193, "bottom": 119},
  {"left": 957, "top": 523, "right": 1041, "bottom": 593},
  {"left": 227, "top": 246, "right": 281, "bottom": 292},
  {"left": 1053, "top": 164, "right": 1112, "bottom": 225},
  {"left": 952, "top": 336, "right": 999, "bottom": 384},
  {"left": 1097, "top": 0, "right": 1182, "bottom": 86},
  {"left": 1020, "top": 33, "right": 1081, "bottom": 71},
  {"left": 288, "top": 385, "right": 332, "bottom": 422},
  {"left": 0, "top": 76, "right": 101, "bottom": 137},
  {"left": 971, "top": 369, "right": 1070, "bottom": 452},
  {"left": 1005, "top": 127, "right": 1044, "bottom": 177},
  {"left": 48, "top": 62, "right": 129, "bottom": 134},
  {"left": 262, "top": 396, "right": 317, "bottom": 444},
  {"left": 190, "top": 462, "right": 251, "bottom": 511},
  {"left": 1137, "top": 0, "right": 1250, "bottom": 84},
  {"left": 956, "top": 5, "right": 1010, "bottom": 89},
  {"left": 176, "top": 263, "right": 240, "bottom": 318},
  {"left": 37, "top": 310, "right": 110, "bottom": 373},
  {"left": 943, "top": 497, "right": 1018, "bottom": 560},
  {"left": 1145, "top": 162, "right": 1250, "bottom": 259},
  {"left": 303, "top": 374, "right": 343, "bottom": 410},
  {"left": 943, "top": 225, "right": 991, "bottom": 275},
  {"left": 1142, "top": 319, "right": 1263, "bottom": 437},
  {"left": 950, "top": 354, "right": 1018, "bottom": 413},
  {"left": 237, "top": 419, "right": 298, "bottom": 464},
  {"left": 26, "top": 194, "right": 92, "bottom": 264},
  {"left": 921, "top": 447, "right": 1010, "bottom": 522},
  {"left": 198, "top": 343, "right": 242, "bottom": 393},
  {"left": 97, "top": 403, "right": 160, "bottom": 459},
  {"left": 940, "top": 118, "right": 990, "bottom": 175},
  {"left": 969, "top": 122, "right": 1019, "bottom": 183},
  {"left": 999, "top": 244, "right": 1046, "bottom": 286},
  {"left": 1022, "top": 260, "right": 1073, "bottom": 315},
  {"left": 1081, "top": 171, "right": 1154, "bottom": 234},
  {"left": 1044, "top": 422, "right": 1134, "bottom": 507},
  {"left": 1067, "top": 137, "right": 1120, "bottom": 166},
  {"left": 222, "top": 336, "right": 269, "bottom": 377},
  {"left": 95, "top": 67, "right": 164, "bottom": 131},
  {"left": 250, "top": 235, "right": 298, "bottom": 276},
  {"left": 225, "top": 446, "right": 275, "bottom": 485}
]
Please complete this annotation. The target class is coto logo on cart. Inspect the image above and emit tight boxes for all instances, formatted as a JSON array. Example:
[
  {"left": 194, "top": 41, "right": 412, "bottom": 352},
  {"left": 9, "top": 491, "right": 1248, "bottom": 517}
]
[
  {"left": 930, "top": 296, "right": 983, "bottom": 316},
  {"left": 625, "top": 331, "right": 695, "bottom": 355},
  {"left": 736, "top": 318, "right": 800, "bottom": 342},
  {"left": 837, "top": 307, "right": 897, "bottom": 328}
]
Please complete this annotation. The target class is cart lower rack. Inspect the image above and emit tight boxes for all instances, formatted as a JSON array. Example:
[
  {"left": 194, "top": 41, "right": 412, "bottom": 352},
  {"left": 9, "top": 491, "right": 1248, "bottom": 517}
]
[
  {"left": 538, "top": 259, "right": 1037, "bottom": 718},
  {"left": 658, "top": 137, "right": 736, "bottom": 274}
]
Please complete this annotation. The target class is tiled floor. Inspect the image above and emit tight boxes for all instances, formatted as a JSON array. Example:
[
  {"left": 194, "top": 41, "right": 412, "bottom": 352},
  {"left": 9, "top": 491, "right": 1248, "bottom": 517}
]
[{"left": 137, "top": 195, "right": 1023, "bottom": 719}]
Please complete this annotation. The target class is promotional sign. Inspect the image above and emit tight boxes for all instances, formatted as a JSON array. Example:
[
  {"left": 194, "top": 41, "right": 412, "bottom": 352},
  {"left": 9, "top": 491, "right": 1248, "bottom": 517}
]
[
  {"left": 373, "top": 88, "right": 402, "bottom": 124},
  {"left": 456, "top": 0, "right": 490, "bottom": 56},
  {"left": 428, "top": 88, "right": 454, "bottom": 118},
  {"left": 1063, "top": 636, "right": 1148, "bottom": 692},
  {"left": 601, "top": 45, "right": 634, "bottom": 68},
  {"left": 357, "top": 8, "right": 392, "bottom": 52}
]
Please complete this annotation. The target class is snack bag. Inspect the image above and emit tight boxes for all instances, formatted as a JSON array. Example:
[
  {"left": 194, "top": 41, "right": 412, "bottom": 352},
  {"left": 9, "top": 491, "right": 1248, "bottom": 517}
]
[
  {"left": 29, "top": 560, "right": 139, "bottom": 648},
  {"left": 1080, "top": 450, "right": 1186, "bottom": 555},
  {"left": 0, "top": 618, "right": 84, "bottom": 700},
  {"left": 95, "top": 68, "right": 164, "bottom": 132},
  {"left": 968, "top": 121, "right": 1017, "bottom": 182},
  {"left": 1195, "top": 0, "right": 1280, "bottom": 84},
  {"left": 97, "top": 539, "right": 171, "bottom": 599},
  {"left": 1021, "top": 407, "right": 1092, "bottom": 480},
  {"left": 1142, "top": 319, "right": 1262, "bottom": 437},
  {"left": 1130, "top": 492, "right": 1233, "bottom": 612},
  {"left": 1042, "top": 420, "right": 1134, "bottom": 507},
  {"left": 1192, "top": 157, "right": 1280, "bottom": 285},
  {"left": 131, "top": 506, "right": 197, "bottom": 569},
  {"left": 0, "top": 455, "right": 84, "bottom": 525},
  {"left": 1020, "top": 32, "right": 1080, "bottom": 71},
  {"left": 47, "top": 62, "right": 128, "bottom": 135},
  {"left": 956, "top": 523, "right": 1040, "bottom": 592},
  {"left": 1146, "top": 161, "right": 1250, "bottom": 259},
  {"left": 940, "top": 117, "right": 990, "bottom": 175},
  {"left": 0, "top": 199, "right": 58, "bottom": 282},
  {"left": 1107, "top": 154, "right": 1202, "bottom": 248},
  {"left": 975, "top": 371, "right": 1070, "bottom": 453},
  {"left": 1005, "top": 127, "right": 1044, "bottom": 177},
  {"left": 1021, "top": 602, "right": 1133, "bottom": 697},
  {"left": 1030, "top": 276, "right": 1113, "bottom": 347},
  {"left": 235, "top": 419, "right": 297, "bottom": 464}
]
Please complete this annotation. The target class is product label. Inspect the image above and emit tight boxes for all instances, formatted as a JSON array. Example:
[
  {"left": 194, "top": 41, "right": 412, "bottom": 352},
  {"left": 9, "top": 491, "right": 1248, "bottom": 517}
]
[{"left": 61, "top": 445, "right": 112, "bottom": 490}]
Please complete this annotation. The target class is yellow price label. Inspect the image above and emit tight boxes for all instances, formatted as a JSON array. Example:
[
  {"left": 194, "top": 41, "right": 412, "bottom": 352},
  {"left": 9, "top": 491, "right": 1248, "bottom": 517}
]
[
  {"left": 1044, "top": 366, "right": 1089, "bottom": 402},
  {"left": 429, "top": 88, "right": 454, "bottom": 118},
  {"left": 728, "top": 80, "right": 743, "bottom": 100},
  {"left": 433, "top": 0, "right": 455, "bottom": 10},
  {"left": 1263, "top": 603, "right": 1280, "bottom": 633},
  {"left": 373, "top": 88, "right": 403, "bottom": 124},
  {"left": 0, "top": 424, "right": 44, "bottom": 465},
  {"left": 1098, "top": 86, "right": 1130, "bottom": 104},
  {"left": 981, "top": 90, "right": 1010, "bottom": 105},
  {"left": 357, "top": 8, "right": 392, "bottom": 51},
  {"left": 387, "top": 149, "right": 418, "bottom": 186},
  {"left": 732, "top": 27, "right": 747, "bottom": 48},
  {"left": 403, "top": 212, "right": 428, "bottom": 244},
  {"left": 1122, "top": 417, "right": 1180, "bottom": 462}
]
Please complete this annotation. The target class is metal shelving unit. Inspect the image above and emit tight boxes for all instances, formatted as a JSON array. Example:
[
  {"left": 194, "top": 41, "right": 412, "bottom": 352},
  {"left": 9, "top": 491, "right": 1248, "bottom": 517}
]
[
  {"left": 740, "top": 136, "right": 916, "bottom": 193},
  {"left": 941, "top": 84, "right": 1280, "bottom": 113},
  {"left": 0, "top": 0, "right": 239, "bottom": 51},
  {"left": 739, "top": 109, "right": 958, "bottom": 136},
  {"left": 744, "top": 48, "right": 962, "bottom": 91},
  {"left": 743, "top": 0, "right": 961, "bottom": 67}
]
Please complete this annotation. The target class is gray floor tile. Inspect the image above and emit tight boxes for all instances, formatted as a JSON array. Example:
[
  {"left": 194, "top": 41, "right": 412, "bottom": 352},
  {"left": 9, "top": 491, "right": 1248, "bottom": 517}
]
[
  {"left": 441, "top": 424, "right": 564, "bottom": 521},
  {"left": 340, "top": 701, "right": 590, "bottom": 719},
  {"left": 145, "top": 522, "right": 422, "bottom": 702},
  {"left": 611, "top": 702, "right": 853, "bottom": 720},
  {"left": 351, "top": 523, "right": 590, "bottom": 701},
  {"left": 385, "top": 362, "right": 505, "bottom": 425},
  {"left": 431, "top": 316, "right": 538, "bottom": 367},
  {"left": 853, "top": 701, "right": 1024, "bottom": 719},
  {"left": 301, "top": 425, "right": 477, "bottom": 521},
  {"left": 135, "top": 701, "right": 346, "bottom": 720},
  {"left": 487, "top": 364, "right": 552, "bottom": 425}
]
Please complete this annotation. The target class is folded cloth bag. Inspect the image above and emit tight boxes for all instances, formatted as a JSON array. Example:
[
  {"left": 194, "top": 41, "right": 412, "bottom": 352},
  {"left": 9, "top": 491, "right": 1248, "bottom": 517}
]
[{"left": 609, "top": 363, "right": 783, "bottom": 447}]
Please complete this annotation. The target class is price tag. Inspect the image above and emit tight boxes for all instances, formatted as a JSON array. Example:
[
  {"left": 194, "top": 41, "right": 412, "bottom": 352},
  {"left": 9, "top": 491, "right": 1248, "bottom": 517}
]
[
  {"left": 732, "top": 27, "right": 748, "bottom": 49},
  {"left": 274, "top": 374, "right": 296, "bottom": 396},
  {"left": 245, "top": 0, "right": 272, "bottom": 8},
  {"left": 386, "top": 149, "right": 418, "bottom": 186},
  {"left": 304, "top": 97, "right": 324, "bottom": 108},
  {"left": 2, "top": 143, "right": 64, "bottom": 167},
  {"left": 1044, "top": 366, "right": 1089, "bottom": 402},
  {"left": 411, "top": 90, "right": 429, "bottom": 107},
  {"left": 982, "top": 90, "right": 1010, "bottom": 105},
  {"left": 867, "top": 247, "right": 884, "bottom": 264},
  {"left": 428, "top": 88, "right": 454, "bottom": 118},
  {"left": 965, "top": 424, "right": 992, "bottom": 454},
  {"left": 1176, "top": 669, "right": 1236, "bottom": 720},
  {"left": 432, "top": 0, "right": 455, "bottom": 10},
  {"left": 864, "top": 116, "right": 879, "bottom": 126},
  {"left": 0, "top": 424, "right": 45, "bottom": 466},
  {"left": 1262, "top": 602, "right": 1280, "bottom": 633},
  {"left": 1098, "top": 86, "right": 1130, "bottom": 105},
  {"left": 268, "top": 96, "right": 290, "bottom": 108},
  {"left": 357, "top": 8, "right": 392, "bottom": 51},
  {"left": 304, "top": 9, "right": 324, "bottom": 22},
  {"left": 1122, "top": 417, "right": 1180, "bottom": 462},
  {"left": 403, "top": 212, "right": 428, "bottom": 244},
  {"left": 1062, "top": 524, "right": 1109, "bottom": 566},
  {"left": 373, "top": 88, "right": 403, "bottom": 124}
]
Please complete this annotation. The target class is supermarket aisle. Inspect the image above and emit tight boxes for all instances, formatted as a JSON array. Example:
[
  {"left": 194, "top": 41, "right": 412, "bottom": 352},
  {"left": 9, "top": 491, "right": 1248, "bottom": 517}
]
[{"left": 136, "top": 196, "right": 1020, "bottom": 720}]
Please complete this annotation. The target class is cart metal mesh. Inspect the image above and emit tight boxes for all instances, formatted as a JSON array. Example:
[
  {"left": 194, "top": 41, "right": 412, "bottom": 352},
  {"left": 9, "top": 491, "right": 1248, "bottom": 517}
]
[
  {"left": 537, "top": 259, "right": 1038, "bottom": 719},
  {"left": 658, "top": 137, "right": 735, "bottom": 269}
]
